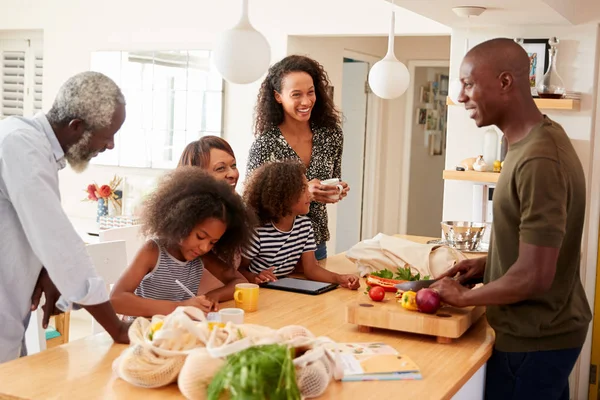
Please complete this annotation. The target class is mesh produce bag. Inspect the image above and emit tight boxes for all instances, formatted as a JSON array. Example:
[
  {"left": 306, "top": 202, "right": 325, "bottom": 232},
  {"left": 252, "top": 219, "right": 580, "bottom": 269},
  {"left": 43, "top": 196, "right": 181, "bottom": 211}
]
[
  {"left": 114, "top": 307, "right": 344, "bottom": 398},
  {"left": 293, "top": 337, "right": 343, "bottom": 399},
  {"left": 113, "top": 307, "right": 210, "bottom": 388},
  {"left": 113, "top": 343, "right": 187, "bottom": 388}
]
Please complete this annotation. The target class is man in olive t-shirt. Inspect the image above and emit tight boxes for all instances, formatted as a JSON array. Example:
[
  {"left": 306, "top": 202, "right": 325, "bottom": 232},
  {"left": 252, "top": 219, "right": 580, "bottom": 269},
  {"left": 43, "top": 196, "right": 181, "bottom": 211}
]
[{"left": 432, "top": 38, "right": 591, "bottom": 400}]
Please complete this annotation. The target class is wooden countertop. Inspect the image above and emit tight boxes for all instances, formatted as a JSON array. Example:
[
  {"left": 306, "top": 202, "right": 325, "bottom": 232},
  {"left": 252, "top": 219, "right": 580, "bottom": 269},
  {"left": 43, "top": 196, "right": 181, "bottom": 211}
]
[{"left": 0, "top": 235, "right": 493, "bottom": 400}]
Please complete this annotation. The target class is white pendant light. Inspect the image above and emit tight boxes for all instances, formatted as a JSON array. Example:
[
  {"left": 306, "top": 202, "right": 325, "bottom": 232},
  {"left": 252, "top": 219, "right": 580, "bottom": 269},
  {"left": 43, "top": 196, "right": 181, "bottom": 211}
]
[
  {"left": 368, "top": 7, "right": 410, "bottom": 99},
  {"left": 213, "top": 0, "right": 271, "bottom": 84}
]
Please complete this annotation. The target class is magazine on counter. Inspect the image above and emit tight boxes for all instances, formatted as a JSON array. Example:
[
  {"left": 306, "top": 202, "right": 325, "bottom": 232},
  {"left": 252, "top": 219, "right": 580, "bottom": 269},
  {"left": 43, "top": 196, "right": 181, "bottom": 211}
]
[{"left": 324, "top": 342, "right": 422, "bottom": 382}]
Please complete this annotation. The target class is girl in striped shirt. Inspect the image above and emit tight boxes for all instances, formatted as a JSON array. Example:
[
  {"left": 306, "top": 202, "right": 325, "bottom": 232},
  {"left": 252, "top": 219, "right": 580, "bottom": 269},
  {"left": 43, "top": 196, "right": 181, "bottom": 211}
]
[
  {"left": 240, "top": 161, "right": 360, "bottom": 290},
  {"left": 110, "top": 167, "right": 254, "bottom": 317}
]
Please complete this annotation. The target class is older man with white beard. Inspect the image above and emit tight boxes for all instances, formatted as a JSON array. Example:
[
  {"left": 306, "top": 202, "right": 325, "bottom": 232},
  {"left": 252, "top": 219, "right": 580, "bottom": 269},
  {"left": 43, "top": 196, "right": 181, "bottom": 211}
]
[{"left": 0, "top": 71, "right": 131, "bottom": 363}]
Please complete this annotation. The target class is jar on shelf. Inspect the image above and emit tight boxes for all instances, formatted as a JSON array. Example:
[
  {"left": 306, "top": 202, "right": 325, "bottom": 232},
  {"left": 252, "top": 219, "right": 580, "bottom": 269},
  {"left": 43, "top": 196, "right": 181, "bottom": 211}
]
[
  {"left": 536, "top": 37, "right": 566, "bottom": 99},
  {"left": 482, "top": 128, "right": 498, "bottom": 171}
]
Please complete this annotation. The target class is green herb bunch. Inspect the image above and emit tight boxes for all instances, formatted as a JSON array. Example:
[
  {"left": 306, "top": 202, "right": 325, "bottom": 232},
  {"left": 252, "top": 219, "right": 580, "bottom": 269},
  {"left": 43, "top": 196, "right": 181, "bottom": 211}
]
[
  {"left": 370, "top": 266, "right": 430, "bottom": 281},
  {"left": 207, "top": 344, "right": 301, "bottom": 400}
]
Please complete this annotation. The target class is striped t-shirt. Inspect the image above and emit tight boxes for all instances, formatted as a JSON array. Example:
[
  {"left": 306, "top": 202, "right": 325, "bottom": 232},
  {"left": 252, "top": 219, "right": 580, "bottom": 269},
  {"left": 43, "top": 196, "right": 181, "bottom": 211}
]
[
  {"left": 243, "top": 215, "right": 317, "bottom": 277},
  {"left": 134, "top": 240, "right": 204, "bottom": 302}
]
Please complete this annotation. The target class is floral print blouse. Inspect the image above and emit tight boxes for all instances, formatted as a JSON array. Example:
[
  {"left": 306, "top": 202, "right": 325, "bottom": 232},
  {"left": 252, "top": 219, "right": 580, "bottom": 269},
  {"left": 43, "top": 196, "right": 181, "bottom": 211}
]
[{"left": 246, "top": 124, "right": 344, "bottom": 245}]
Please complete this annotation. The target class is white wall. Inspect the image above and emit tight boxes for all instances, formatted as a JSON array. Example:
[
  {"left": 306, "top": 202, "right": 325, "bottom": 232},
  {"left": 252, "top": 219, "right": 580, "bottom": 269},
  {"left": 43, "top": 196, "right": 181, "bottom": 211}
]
[{"left": 443, "top": 24, "right": 600, "bottom": 399}]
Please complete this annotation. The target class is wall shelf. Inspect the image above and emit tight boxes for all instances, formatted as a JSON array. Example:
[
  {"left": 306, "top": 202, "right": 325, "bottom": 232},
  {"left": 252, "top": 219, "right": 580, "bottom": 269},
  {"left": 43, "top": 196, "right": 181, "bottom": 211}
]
[
  {"left": 446, "top": 97, "right": 580, "bottom": 111},
  {"left": 443, "top": 170, "right": 500, "bottom": 183}
]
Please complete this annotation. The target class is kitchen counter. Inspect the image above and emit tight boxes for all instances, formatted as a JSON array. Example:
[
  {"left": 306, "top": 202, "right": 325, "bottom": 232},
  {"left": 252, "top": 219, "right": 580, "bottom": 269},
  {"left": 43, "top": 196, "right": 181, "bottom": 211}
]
[{"left": 0, "top": 235, "right": 493, "bottom": 400}]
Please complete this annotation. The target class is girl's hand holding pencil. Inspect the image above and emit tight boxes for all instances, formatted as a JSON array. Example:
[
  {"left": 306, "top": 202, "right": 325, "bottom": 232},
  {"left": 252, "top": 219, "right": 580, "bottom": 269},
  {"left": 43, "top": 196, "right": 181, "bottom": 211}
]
[{"left": 176, "top": 279, "right": 218, "bottom": 312}]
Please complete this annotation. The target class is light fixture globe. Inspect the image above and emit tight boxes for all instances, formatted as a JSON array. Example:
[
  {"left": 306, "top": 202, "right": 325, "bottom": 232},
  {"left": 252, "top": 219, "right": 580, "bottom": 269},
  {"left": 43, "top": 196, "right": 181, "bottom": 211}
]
[
  {"left": 368, "top": 10, "right": 410, "bottom": 99},
  {"left": 368, "top": 55, "right": 410, "bottom": 99},
  {"left": 213, "top": 0, "right": 271, "bottom": 84}
]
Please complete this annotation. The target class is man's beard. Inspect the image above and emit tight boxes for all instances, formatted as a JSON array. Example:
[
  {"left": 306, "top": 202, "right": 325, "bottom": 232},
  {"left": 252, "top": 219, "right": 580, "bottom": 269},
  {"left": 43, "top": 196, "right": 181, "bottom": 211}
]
[{"left": 65, "top": 131, "right": 97, "bottom": 173}]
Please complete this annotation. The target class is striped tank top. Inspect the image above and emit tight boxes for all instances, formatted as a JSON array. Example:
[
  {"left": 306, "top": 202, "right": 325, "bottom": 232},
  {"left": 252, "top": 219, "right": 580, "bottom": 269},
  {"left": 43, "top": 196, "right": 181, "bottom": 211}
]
[{"left": 134, "top": 241, "right": 204, "bottom": 302}]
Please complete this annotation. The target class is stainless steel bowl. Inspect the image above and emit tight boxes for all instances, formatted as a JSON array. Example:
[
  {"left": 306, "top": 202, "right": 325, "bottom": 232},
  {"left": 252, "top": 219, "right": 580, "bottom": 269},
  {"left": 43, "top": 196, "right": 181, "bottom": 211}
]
[{"left": 441, "top": 221, "right": 487, "bottom": 251}]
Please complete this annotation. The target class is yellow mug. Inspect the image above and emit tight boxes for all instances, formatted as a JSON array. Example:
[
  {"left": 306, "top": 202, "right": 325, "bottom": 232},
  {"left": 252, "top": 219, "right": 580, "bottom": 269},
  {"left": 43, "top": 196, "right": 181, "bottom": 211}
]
[{"left": 234, "top": 283, "right": 260, "bottom": 313}]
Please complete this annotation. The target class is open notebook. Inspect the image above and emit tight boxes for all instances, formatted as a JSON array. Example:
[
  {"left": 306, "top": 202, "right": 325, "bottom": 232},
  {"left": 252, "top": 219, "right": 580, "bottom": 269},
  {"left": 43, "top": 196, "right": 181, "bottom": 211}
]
[{"left": 324, "top": 342, "right": 422, "bottom": 381}]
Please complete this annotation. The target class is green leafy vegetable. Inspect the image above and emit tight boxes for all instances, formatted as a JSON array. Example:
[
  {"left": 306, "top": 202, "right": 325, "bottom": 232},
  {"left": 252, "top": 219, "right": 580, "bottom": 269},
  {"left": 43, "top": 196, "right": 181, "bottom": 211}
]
[
  {"left": 369, "top": 269, "right": 394, "bottom": 279},
  {"left": 395, "top": 266, "right": 430, "bottom": 281},
  {"left": 207, "top": 344, "right": 301, "bottom": 400}
]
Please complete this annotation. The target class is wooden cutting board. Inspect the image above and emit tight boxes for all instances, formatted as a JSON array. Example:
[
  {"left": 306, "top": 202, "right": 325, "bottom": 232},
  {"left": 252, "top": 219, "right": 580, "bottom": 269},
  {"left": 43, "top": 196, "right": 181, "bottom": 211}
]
[{"left": 346, "top": 298, "right": 485, "bottom": 343}]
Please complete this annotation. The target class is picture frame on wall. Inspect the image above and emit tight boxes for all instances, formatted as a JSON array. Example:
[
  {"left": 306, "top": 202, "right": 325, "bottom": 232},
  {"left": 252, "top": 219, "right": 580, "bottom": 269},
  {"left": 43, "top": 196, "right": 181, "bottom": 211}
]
[
  {"left": 439, "top": 74, "right": 449, "bottom": 96},
  {"left": 518, "top": 39, "right": 550, "bottom": 97},
  {"left": 427, "top": 131, "right": 443, "bottom": 156},
  {"left": 425, "top": 109, "right": 439, "bottom": 131},
  {"left": 420, "top": 85, "right": 431, "bottom": 103},
  {"left": 416, "top": 108, "right": 427, "bottom": 125}
]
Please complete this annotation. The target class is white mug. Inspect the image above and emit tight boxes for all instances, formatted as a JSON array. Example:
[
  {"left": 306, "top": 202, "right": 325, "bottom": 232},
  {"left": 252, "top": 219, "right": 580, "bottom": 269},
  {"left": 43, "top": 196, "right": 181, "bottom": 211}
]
[
  {"left": 219, "top": 308, "right": 245, "bottom": 324},
  {"left": 320, "top": 178, "right": 343, "bottom": 200}
]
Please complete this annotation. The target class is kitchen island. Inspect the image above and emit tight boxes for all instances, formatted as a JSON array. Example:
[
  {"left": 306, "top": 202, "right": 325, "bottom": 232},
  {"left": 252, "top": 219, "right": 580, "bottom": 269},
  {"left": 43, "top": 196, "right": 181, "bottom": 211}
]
[{"left": 0, "top": 235, "right": 493, "bottom": 400}]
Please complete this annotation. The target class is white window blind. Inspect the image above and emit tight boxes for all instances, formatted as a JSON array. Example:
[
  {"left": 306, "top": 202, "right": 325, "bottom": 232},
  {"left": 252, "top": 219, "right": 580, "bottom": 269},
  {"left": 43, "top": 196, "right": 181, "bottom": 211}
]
[
  {"left": 0, "top": 38, "right": 44, "bottom": 119},
  {"left": 33, "top": 52, "right": 43, "bottom": 113},
  {"left": 1, "top": 51, "right": 26, "bottom": 117}
]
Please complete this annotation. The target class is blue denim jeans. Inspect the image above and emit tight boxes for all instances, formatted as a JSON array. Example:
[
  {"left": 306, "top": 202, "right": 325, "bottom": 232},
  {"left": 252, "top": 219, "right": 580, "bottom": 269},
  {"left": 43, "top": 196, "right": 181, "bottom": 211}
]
[
  {"left": 315, "top": 242, "right": 327, "bottom": 261},
  {"left": 485, "top": 347, "right": 581, "bottom": 400}
]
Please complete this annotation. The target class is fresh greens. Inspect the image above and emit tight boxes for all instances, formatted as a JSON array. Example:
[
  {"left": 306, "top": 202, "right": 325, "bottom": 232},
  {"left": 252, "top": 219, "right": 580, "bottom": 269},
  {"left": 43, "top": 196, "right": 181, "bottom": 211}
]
[
  {"left": 369, "top": 267, "right": 430, "bottom": 282},
  {"left": 207, "top": 344, "right": 301, "bottom": 400},
  {"left": 369, "top": 269, "right": 394, "bottom": 279},
  {"left": 395, "top": 266, "right": 430, "bottom": 282}
]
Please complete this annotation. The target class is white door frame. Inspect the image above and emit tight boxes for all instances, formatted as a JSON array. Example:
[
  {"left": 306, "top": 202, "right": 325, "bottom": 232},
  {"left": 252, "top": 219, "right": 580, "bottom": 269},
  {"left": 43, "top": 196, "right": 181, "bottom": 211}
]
[
  {"left": 399, "top": 60, "right": 450, "bottom": 235},
  {"left": 342, "top": 49, "right": 383, "bottom": 240}
]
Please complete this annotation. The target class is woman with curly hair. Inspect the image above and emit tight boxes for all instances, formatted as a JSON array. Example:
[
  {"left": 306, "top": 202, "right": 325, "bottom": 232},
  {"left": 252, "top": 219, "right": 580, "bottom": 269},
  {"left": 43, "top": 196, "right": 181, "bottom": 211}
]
[
  {"left": 240, "top": 161, "right": 359, "bottom": 290},
  {"left": 247, "top": 55, "right": 350, "bottom": 261},
  {"left": 110, "top": 167, "right": 254, "bottom": 317}
]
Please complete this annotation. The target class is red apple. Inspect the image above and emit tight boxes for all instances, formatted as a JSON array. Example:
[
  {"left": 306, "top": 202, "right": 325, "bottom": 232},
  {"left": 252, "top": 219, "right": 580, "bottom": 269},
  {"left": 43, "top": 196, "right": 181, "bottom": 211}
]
[{"left": 416, "top": 288, "right": 441, "bottom": 314}]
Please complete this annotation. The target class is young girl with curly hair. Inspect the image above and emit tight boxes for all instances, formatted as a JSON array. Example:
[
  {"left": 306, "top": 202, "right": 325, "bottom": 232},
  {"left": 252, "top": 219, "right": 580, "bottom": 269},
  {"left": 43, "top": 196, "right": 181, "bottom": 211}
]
[
  {"left": 110, "top": 167, "right": 254, "bottom": 317},
  {"left": 247, "top": 55, "right": 350, "bottom": 261},
  {"left": 240, "top": 161, "right": 359, "bottom": 290}
]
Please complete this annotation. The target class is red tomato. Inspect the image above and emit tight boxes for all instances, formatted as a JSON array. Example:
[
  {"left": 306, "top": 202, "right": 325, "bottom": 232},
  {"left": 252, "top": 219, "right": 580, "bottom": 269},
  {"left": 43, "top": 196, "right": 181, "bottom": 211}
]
[{"left": 368, "top": 286, "right": 385, "bottom": 302}]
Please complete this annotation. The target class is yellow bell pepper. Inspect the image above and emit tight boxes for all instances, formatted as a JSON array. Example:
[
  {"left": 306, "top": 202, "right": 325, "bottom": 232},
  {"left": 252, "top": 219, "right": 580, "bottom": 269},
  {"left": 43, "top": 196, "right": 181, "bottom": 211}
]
[
  {"left": 151, "top": 320, "right": 164, "bottom": 333},
  {"left": 148, "top": 320, "right": 164, "bottom": 340},
  {"left": 400, "top": 291, "right": 418, "bottom": 311}
]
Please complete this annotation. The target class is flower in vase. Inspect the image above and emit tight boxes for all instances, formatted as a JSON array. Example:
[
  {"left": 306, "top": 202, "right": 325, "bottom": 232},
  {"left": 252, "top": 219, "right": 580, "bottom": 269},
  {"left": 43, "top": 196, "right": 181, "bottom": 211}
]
[
  {"left": 98, "top": 185, "right": 112, "bottom": 198},
  {"left": 86, "top": 184, "right": 98, "bottom": 201}
]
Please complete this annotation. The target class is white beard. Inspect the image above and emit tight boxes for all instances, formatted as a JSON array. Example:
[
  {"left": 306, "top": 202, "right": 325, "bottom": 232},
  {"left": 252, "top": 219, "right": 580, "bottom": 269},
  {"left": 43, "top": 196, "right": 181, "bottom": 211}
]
[{"left": 65, "top": 131, "right": 96, "bottom": 173}]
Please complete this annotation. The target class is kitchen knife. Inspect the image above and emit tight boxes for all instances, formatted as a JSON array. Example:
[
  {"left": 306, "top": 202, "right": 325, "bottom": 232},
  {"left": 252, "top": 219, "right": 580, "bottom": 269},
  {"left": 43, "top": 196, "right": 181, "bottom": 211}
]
[{"left": 394, "top": 277, "right": 484, "bottom": 291}]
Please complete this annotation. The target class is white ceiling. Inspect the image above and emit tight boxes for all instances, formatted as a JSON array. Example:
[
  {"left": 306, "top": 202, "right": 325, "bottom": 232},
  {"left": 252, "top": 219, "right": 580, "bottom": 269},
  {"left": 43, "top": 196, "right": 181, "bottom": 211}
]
[{"left": 389, "top": 0, "right": 600, "bottom": 27}]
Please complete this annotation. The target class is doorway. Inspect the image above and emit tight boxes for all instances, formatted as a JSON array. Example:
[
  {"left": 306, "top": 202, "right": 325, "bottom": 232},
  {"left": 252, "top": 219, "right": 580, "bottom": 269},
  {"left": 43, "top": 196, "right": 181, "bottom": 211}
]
[
  {"left": 335, "top": 57, "right": 369, "bottom": 253},
  {"left": 334, "top": 52, "right": 382, "bottom": 254},
  {"left": 400, "top": 61, "right": 449, "bottom": 237}
]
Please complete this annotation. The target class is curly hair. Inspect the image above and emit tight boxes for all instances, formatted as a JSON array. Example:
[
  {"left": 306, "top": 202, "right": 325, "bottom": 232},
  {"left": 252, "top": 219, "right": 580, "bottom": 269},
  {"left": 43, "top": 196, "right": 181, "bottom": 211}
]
[
  {"left": 253, "top": 55, "right": 341, "bottom": 135},
  {"left": 177, "top": 136, "right": 236, "bottom": 169},
  {"left": 243, "top": 161, "right": 307, "bottom": 224},
  {"left": 141, "top": 166, "right": 255, "bottom": 263},
  {"left": 47, "top": 71, "right": 125, "bottom": 131}
]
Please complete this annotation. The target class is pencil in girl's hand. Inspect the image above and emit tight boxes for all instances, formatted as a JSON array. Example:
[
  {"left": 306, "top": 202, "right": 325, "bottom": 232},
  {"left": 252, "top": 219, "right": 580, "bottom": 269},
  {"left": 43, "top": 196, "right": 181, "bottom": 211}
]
[{"left": 175, "top": 279, "right": 196, "bottom": 298}]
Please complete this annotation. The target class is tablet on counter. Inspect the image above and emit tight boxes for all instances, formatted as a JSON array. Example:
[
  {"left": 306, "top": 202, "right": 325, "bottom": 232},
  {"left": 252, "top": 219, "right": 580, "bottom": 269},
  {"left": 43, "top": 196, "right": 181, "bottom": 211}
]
[{"left": 259, "top": 277, "right": 338, "bottom": 295}]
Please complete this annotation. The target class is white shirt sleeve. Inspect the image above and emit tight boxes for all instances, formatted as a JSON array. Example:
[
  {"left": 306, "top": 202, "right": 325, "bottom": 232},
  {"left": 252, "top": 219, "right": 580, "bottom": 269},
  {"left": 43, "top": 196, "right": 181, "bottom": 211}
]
[{"left": 0, "top": 130, "right": 108, "bottom": 310}]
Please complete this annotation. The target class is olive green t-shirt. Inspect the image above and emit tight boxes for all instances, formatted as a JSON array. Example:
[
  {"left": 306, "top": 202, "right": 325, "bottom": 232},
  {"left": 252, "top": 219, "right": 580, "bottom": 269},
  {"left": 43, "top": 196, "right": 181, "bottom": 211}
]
[{"left": 486, "top": 116, "right": 592, "bottom": 352}]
